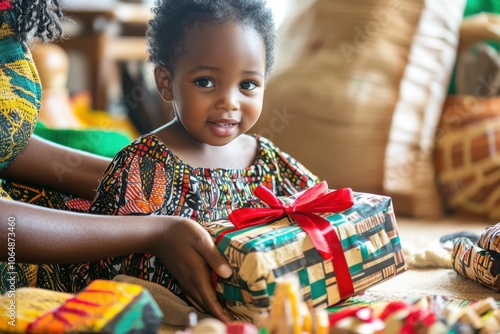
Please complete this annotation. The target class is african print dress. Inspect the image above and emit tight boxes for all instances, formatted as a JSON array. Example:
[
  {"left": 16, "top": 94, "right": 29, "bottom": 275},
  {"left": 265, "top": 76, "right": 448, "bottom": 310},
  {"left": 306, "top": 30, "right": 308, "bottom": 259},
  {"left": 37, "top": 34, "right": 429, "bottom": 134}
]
[
  {"left": 0, "top": 3, "right": 91, "bottom": 294},
  {"left": 0, "top": 6, "right": 41, "bottom": 190},
  {"left": 33, "top": 134, "right": 318, "bottom": 298}
]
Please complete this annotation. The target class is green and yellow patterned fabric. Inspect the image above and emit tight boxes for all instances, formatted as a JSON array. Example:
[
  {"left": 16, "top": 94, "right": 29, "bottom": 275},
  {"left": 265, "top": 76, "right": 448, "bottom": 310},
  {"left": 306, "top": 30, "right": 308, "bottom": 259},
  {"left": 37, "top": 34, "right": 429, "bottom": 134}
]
[
  {"left": 0, "top": 6, "right": 42, "bottom": 290},
  {"left": 0, "top": 9, "right": 41, "bottom": 177}
]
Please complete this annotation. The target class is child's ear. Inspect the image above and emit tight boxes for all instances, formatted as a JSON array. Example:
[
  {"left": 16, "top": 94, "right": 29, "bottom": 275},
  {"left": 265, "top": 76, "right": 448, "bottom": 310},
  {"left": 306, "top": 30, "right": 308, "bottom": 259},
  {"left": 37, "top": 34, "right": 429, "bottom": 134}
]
[{"left": 154, "top": 65, "right": 173, "bottom": 102}]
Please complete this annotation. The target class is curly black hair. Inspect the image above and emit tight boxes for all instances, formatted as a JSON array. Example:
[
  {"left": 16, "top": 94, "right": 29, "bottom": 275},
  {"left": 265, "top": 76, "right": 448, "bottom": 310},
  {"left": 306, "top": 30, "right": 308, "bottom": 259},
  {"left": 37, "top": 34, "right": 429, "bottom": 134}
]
[
  {"left": 147, "top": 0, "right": 276, "bottom": 80},
  {"left": 6, "top": 0, "right": 64, "bottom": 43}
]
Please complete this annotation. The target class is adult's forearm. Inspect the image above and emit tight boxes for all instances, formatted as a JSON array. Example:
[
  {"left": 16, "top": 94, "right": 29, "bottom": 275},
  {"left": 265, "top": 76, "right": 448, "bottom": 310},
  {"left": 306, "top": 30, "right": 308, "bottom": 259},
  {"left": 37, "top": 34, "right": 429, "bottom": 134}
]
[
  {"left": 0, "top": 135, "right": 111, "bottom": 200},
  {"left": 0, "top": 198, "right": 160, "bottom": 264},
  {"left": 0, "top": 198, "right": 234, "bottom": 322}
]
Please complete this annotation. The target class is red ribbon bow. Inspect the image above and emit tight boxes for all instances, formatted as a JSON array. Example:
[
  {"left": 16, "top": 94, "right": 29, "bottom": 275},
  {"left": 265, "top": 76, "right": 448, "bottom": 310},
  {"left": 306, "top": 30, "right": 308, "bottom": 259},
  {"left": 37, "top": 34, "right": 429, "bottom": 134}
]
[{"left": 216, "top": 181, "right": 356, "bottom": 299}]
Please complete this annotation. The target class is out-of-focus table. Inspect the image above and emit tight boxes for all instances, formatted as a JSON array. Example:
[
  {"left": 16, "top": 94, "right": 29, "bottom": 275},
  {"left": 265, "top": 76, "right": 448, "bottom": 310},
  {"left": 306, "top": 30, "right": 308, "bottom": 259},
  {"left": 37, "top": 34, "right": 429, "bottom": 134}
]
[{"left": 57, "top": 1, "right": 152, "bottom": 110}]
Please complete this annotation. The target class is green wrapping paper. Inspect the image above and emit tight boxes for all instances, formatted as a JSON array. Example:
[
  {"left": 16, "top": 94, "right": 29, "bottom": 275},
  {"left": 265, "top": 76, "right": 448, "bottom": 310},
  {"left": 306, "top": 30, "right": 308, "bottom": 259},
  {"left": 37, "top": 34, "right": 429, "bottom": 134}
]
[{"left": 205, "top": 191, "right": 407, "bottom": 321}]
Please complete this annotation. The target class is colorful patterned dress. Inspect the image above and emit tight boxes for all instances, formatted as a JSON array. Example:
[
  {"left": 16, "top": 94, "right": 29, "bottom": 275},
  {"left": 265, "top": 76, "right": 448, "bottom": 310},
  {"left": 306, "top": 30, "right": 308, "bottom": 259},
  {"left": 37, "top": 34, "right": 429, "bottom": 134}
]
[
  {"left": 89, "top": 134, "right": 319, "bottom": 222},
  {"left": 34, "top": 134, "right": 319, "bottom": 297}
]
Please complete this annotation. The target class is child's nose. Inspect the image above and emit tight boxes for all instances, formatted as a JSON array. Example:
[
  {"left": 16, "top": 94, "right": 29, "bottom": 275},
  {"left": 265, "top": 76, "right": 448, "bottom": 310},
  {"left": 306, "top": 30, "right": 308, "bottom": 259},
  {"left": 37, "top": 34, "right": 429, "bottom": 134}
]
[{"left": 215, "top": 88, "right": 240, "bottom": 111}]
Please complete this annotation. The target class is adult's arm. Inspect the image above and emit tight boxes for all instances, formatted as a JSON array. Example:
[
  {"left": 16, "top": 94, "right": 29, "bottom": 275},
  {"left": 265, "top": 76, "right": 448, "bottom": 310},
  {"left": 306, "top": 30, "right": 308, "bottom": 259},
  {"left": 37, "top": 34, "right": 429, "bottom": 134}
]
[
  {"left": 0, "top": 198, "right": 232, "bottom": 322},
  {"left": 0, "top": 135, "right": 111, "bottom": 200}
]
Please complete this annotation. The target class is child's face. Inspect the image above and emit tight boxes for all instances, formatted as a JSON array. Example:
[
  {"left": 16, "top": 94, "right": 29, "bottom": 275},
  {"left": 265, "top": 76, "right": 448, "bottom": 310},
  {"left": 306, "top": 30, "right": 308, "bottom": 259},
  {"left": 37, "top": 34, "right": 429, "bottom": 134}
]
[{"left": 158, "top": 21, "right": 266, "bottom": 146}]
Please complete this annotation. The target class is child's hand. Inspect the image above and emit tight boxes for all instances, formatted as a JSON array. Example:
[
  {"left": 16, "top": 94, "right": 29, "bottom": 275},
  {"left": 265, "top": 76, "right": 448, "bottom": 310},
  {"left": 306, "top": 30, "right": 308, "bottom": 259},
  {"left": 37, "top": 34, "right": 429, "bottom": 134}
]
[{"left": 153, "top": 216, "right": 233, "bottom": 322}]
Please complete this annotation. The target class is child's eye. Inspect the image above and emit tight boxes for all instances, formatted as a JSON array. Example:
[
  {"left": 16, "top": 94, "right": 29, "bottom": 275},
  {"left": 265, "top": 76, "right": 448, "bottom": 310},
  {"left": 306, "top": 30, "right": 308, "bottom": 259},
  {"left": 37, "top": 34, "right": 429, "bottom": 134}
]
[
  {"left": 240, "top": 81, "right": 258, "bottom": 90},
  {"left": 195, "top": 78, "right": 214, "bottom": 88}
]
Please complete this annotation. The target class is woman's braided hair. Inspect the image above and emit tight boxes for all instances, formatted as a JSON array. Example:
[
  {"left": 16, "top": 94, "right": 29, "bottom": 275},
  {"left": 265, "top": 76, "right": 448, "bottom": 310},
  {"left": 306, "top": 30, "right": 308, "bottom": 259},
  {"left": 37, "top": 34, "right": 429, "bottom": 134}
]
[{"left": 10, "top": 0, "right": 64, "bottom": 42}]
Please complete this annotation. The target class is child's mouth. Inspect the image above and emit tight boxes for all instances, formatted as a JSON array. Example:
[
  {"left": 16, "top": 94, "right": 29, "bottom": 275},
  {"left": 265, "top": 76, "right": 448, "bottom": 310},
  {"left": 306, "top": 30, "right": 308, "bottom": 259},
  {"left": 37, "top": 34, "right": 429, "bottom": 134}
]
[
  {"left": 208, "top": 121, "right": 238, "bottom": 136},
  {"left": 216, "top": 123, "right": 236, "bottom": 128}
]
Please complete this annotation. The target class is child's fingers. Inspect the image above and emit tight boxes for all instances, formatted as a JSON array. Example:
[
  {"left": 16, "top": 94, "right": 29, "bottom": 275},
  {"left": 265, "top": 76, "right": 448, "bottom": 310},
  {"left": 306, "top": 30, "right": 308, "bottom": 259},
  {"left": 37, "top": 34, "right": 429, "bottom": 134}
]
[
  {"left": 194, "top": 269, "right": 233, "bottom": 322},
  {"left": 190, "top": 233, "right": 233, "bottom": 321},
  {"left": 194, "top": 227, "right": 232, "bottom": 279},
  {"left": 165, "top": 220, "right": 233, "bottom": 321},
  {"left": 180, "top": 265, "right": 232, "bottom": 322},
  {"left": 183, "top": 289, "right": 207, "bottom": 315},
  {"left": 201, "top": 294, "right": 232, "bottom": 323},
  {"left": 204, "top": 245, "right": 232, "bottom": 279}
]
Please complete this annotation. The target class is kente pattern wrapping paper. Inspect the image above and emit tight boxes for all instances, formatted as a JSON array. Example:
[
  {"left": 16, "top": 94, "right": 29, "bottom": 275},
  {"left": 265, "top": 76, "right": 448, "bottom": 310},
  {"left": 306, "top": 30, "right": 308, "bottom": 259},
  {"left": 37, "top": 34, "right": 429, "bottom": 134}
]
[
  {"left": 452, "top": 223, "right": 500, "bottom": 292},
  {"left": 205, "top": 191, "right": 407, "bottom": 320},
  {"left": 478, "top": 223, "right": 500, "bottom": 253}
]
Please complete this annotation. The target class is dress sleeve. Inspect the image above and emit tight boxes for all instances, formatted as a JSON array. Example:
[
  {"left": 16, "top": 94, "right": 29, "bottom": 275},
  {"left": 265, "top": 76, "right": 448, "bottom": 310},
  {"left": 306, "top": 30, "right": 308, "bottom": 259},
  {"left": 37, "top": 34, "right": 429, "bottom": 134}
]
[
  {"left": 0, "top": 7, "right": 42, "bottom": 172},
  {"left": 276, "top": 149, "right": 321, "bottom": 194},
  {"left": 258, "top": 136, "right": 320, "bottom": 196},
  {"left": 89, "top": 135, "right": 172, "bottom": 216}
]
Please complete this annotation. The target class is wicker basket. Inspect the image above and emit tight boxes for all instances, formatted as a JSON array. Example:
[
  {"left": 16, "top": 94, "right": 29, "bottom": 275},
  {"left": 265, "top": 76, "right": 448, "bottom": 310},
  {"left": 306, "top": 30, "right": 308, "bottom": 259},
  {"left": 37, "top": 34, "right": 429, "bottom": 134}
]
[{"left": 435, "top": 95, "right": 500, "bottom": 220}]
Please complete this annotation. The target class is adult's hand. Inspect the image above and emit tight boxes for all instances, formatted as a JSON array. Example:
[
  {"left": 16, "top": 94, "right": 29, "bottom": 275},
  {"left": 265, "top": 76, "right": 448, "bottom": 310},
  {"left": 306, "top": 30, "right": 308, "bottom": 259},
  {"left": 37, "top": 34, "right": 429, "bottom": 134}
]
[{"left": 152, "top": 216, "right": 233, "bottom": 322}]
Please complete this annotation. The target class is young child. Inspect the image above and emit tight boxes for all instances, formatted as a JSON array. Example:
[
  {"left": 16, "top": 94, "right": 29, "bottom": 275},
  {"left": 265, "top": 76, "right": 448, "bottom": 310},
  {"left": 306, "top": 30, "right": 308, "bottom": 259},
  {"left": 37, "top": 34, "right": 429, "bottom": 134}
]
[{"left": 88, "top": 0, "right": 319, "bottom": 305}]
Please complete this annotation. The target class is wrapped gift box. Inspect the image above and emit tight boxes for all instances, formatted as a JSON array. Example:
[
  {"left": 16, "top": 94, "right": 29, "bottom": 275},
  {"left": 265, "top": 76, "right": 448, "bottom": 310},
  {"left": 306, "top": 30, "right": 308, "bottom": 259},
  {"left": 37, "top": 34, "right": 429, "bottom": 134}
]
[
  {"left": 205, "top": 182, "right": 407, "bottom": 321},
  {"left": 451, "top": 237, "right": 500, "bottom": 293}
]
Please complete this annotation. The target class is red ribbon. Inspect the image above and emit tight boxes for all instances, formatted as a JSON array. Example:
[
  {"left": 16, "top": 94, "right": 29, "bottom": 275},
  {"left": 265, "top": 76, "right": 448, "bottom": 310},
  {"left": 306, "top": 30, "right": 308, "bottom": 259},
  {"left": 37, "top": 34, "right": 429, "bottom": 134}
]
[
  {"left": 215, "top": 181, "right": 355, "bottom": 299},
  {"left": 0, "top": 1, "right": 12, "bottom": 10}
]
